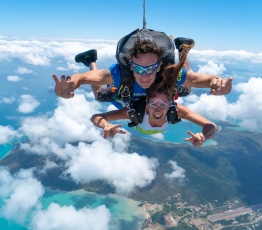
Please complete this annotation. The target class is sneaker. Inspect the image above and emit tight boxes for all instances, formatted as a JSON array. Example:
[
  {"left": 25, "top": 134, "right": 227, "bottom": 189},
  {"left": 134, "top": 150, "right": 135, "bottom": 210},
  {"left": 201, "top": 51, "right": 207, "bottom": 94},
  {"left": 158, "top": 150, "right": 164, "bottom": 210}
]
[
  {"left": 75, "top": 49, "right": 97, "bottom": 67},
  {"left": 174, "top": 37, "right": 194, "bottom": 52}
]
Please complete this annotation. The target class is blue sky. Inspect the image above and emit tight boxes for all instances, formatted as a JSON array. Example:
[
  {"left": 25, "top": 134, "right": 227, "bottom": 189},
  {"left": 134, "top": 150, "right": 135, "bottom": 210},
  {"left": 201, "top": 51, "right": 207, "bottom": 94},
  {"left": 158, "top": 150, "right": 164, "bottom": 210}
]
[{"left": 1, "top": 0, "right": 262, "bottom": 52}]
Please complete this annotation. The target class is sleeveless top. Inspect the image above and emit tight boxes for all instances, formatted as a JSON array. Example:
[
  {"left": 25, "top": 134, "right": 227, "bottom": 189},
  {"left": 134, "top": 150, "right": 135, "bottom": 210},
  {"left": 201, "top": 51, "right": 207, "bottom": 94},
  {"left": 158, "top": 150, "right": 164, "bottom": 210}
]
[{"left": 135, "top": 113, "right": 169, "bottom": 135}]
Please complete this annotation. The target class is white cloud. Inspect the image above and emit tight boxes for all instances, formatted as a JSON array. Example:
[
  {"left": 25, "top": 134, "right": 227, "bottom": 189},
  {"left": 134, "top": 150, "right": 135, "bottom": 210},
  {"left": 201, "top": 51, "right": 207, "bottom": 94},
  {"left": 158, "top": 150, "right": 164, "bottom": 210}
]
[
  {"left": 197, "top": 61, "right": 226, "bottom": 75},
  {"left": 0, "top": 125, "right": 18, "bottom": 144},
  {"left": 65, "top": 141, "right": 158, "bottom": 195},
  {"left": 183, "top": 94, "right": 229, "bottom": 121},
  {"left": 15, "top": 67, "right": 33, "bottom": 74},
  {"left": 0, "top": 96, "right": 16, "bottom": 104},
  {"left": 30, "top": 203, "right": 111, "bottom": 230},
  {"left": 0, "top": 167, "right": 112, "bottom": 229},
  {"left": 7, "top": 75, "right": 22, "bottom": 82},
  {"left": 164, "top": 160, "right": 186, "bottom": 181},
  {"left": 227, "top": 77, "right": 262, "bottom": 132},
  {"left": 191, "top": 49, "right": 262, "bottom": 64},
  {"left": 18, "top": 94, "right": 158, "bottom": 195},
  {"left": 17, "top": 94, "right": 40, "bottom": 113},
  {"left": 181, "top": 77, "right": 262, "bottom": 133},
  {"left": 0, "top": 38, "right": 116, "bottom": 68},
  {"left": 0, "top": 167, "right": 44, "bottom": 223}
]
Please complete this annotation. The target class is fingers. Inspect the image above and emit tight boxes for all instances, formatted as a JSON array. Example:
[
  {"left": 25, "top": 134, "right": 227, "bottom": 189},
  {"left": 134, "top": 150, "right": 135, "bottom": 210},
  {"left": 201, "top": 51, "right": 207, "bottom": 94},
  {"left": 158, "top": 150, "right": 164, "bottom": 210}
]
[
  {"left": 52, "top": 74, "right": 67, "bottom": 83},
  {"left": 61, "top": 74, "right": 66, "bottom": 82},
  {"left": 115, "top": 124, "right": 127, "bottom": 134},
  {"left": 52, "top": 74, "right": 59, "bottom": 84},
  {"left": 184, "top": 131, "right": 205, "bottom": 147},
  {"left": 210, "top": 76, "right": 233, "bottom": 95},
  {"left": 102, "top": 124, "right": 126, "bottom": 139},
  {"left": 68, "top": 90, "right": 74, "bottom": 98}
]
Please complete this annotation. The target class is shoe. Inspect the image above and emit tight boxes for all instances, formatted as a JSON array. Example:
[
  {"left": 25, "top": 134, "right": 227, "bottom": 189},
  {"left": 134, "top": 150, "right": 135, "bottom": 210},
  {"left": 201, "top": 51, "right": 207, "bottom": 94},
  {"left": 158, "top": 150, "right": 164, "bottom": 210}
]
[
  {"left": 75, "top": 49, "right": 97, "bottom": 67},
  {"left": 174, "top": 37, "right": 194, "bottom": 52}
]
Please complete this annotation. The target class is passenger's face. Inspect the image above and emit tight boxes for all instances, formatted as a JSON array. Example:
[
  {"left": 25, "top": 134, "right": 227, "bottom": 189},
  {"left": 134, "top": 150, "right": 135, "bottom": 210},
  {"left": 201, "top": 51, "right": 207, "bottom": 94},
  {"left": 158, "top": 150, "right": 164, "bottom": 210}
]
[
  {"left": 146, "top": 93, "right": 170, "bottom": 121},
  {"left": 131, "top": 53, "right": 161, "bottom": 89}
]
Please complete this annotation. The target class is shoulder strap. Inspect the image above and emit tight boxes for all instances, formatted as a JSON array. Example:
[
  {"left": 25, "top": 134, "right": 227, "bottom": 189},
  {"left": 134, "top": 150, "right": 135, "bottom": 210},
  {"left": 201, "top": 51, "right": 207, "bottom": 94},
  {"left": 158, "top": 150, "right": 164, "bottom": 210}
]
[
  {"left": 116, "top": 29, "right": 139, "bottom": 102},
  {"left": 127, "top": 97, "right": 146, "bottom": 127},
  {"left": 167, "top": 100, "right": 181, "bottom": 124}
]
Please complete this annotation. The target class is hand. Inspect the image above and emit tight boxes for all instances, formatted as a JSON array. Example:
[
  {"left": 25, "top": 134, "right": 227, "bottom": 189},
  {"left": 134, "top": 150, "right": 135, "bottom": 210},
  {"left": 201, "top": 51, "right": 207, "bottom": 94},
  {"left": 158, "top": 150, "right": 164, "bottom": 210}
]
[
  {"left": 210, "top": 77, "right": 233, "bottom": 95},
  {"left": 102, "top": 124, "right": 126, "bottom": 139},
  {"left": 52, "top": 74, "right": 75, "bottom": 99},
  {"left": 184, "top": 131, "right": 206, "bottom": 147}
]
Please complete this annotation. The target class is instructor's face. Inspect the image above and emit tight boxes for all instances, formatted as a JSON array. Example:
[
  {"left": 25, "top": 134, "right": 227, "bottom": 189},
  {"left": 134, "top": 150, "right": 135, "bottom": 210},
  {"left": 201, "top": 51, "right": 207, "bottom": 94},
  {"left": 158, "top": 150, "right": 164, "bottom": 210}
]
[{"left": 131, "top": 53, "right": 161, "bottom": 89}]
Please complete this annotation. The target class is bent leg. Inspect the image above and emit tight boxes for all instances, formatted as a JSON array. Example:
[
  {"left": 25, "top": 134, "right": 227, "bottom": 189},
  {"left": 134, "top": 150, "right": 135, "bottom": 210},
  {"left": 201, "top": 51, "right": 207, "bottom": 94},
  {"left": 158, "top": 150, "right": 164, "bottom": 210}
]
[{"left": 75, "top": 49, "right": 103, "bottom": 98}]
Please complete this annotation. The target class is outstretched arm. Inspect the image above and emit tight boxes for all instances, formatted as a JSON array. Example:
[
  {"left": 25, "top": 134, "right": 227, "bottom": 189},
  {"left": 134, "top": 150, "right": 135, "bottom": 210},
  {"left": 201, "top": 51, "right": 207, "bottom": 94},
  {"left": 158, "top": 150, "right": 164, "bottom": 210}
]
[
  {"left": 176, "top": 103, "right": 218, "bottom": 146},
  {"left": 52, "top": 69, "right": 113, "bottom": 99},
  {"left": 183, "top": 71, "right": 233, "bottom": 96},
  {"left": 90, "top": 108, "right": 129, "bottom": 139}
]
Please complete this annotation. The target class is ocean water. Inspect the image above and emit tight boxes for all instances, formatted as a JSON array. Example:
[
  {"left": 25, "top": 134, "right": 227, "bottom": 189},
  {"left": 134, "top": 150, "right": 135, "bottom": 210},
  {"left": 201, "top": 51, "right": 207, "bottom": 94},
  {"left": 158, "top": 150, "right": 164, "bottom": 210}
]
[
  {"left": 0, "top": 189, "right": 145, "bottom": 230},
  {"left": 0, "top": 144, "right": 13, "bottom": 159},
  {"left": 42, "top": 189, "right": 145, "bottom": 227}
]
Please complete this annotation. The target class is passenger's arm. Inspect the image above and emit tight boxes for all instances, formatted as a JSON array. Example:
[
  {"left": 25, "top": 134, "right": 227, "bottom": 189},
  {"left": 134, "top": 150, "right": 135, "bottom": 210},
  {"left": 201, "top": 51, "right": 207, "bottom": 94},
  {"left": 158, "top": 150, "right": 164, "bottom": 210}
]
[
  {"left": 52, "top": 69, "right": 113, "bottom": 99},
  {"left": 90, "top": 108, "right": 129, "bottom": 139},
  {"left": 176, "top": 103, "right": 218, "bottom": 146},
  {"left": 183, "top": 71, "right": 233, "bottom": 96}
]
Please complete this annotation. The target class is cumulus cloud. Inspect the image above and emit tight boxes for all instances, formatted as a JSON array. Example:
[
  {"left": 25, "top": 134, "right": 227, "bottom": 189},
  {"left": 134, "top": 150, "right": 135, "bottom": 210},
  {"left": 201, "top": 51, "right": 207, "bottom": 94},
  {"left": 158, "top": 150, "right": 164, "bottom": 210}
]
[
  {"left": 0, "top": 38, "right": 116, "bottom": 68},
  {"left": 65, "top": 141, "right": 158, "bottom": 195},
  {"left": 164, "top": 161, "right": 186, "bottom": 181},
  {"left": 17, "top": 94, "right": 40, "bottom": 113},
  {"left": 30, "top": 203, "right": 111, "bottom": 230},
  {"left": 0, "top": 167, "right": 112, "bottom": 229},
  {"left": 183, "top": 94, "right": 229, "bottom": 121},
  {"left": 0, "top": 167, "right": 44, "bottom": 223},
  {"left": 18, "top": 94, "right": 158, "bottom": 195},
  {"left": 227, "top": 77, "right": 262, "bottom": 132},
  {"left": 191, "top": 49, "right": 262, "bottom": 64},
  {"left": 0, "top": 125, "right": 18, "bottom": 144},
  {"left": 197, "top": 61, "right": 226, "bottom": 75},
  {"left": 7, "top": 75, "right": 22, "bottom": 82},
  {"left": 15, "top": 67, "right": 33, "bottom": 74},
  {"left": 181, "top": 77, "right": 262, "bottom": 133}
]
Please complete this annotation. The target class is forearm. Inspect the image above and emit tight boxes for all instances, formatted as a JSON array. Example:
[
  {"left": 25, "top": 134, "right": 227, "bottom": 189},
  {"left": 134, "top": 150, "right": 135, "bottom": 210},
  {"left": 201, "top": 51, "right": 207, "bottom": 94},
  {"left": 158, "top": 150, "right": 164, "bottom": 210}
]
[
  {"left": 177, "top": 103, "right": 217, "bottom": 139},
  {"left": 90, "top": 114, "right": 109, "bottom": 129},
  {"left": 90, "top": 108, "right": 129, "bottom": 129},
  {"left": 72, "top": 69, "right": 113, "bottom": 90},
  {"left": 183, "top": 71, "right": 216, "bottom": 88}
]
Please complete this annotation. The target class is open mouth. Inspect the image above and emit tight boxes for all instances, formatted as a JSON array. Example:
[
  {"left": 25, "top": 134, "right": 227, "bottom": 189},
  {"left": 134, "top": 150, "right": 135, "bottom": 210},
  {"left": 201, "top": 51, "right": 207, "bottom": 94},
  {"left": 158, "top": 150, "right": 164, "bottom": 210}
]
[{"left": 153, "top": 113, "right": 163, "bottom": 119}]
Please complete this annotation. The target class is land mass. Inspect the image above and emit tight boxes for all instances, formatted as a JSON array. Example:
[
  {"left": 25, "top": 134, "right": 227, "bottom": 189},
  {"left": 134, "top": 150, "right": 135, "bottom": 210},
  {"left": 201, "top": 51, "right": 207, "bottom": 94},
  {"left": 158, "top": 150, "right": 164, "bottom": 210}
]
[{"left": 1, "top": 123, "right": 262, "bottom": 229}]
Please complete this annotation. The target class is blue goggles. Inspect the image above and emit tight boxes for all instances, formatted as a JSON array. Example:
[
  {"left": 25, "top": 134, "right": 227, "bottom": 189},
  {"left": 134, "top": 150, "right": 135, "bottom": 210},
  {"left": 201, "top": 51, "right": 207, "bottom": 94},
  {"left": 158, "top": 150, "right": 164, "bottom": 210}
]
[{"left": 131, "top": 61, "right": 160, "bottom": 75}]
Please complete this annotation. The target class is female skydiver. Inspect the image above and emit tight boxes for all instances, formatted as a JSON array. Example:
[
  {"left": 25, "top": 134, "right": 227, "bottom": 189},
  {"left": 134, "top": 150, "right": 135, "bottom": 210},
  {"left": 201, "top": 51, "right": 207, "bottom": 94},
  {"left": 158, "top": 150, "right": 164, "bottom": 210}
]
[{"left": 90, "top": 84, "right": 218, "bottom": 147}]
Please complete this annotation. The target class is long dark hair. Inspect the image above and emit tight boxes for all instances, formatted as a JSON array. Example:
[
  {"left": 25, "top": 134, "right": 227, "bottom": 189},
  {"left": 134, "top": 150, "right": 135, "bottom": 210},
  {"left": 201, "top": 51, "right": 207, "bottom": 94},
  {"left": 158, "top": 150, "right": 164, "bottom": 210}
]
[{"left": 148, "top": 43, "right": 194, "bottom": 100}]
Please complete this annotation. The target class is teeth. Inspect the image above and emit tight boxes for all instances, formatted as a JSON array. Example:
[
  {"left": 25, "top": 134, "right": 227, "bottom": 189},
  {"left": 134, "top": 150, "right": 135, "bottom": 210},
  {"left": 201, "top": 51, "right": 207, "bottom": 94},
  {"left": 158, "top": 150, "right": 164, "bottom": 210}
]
[{"left": 154, "top": 114, "right": 162, "bottom": 119}]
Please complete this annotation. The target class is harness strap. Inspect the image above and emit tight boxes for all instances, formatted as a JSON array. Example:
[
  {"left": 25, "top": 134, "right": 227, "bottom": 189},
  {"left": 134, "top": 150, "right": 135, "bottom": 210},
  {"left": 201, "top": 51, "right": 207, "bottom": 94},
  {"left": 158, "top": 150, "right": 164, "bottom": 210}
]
[
  {"left": 167, "top": 101, "right": 181, "bottom": 124},
  {"left": 127, "top": 97, "right": 146, "bottom": 127}
]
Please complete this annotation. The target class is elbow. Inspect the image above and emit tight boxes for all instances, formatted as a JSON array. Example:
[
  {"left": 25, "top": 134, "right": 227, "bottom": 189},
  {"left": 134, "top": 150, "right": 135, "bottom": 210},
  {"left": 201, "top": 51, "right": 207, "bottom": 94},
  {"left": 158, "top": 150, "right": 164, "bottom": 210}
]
[
  {"left": 203, "top": 123, "right": 217, "bottom": 140},
  {"left": 90, "top": 114, "right": 97, "bottom": 123}
]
